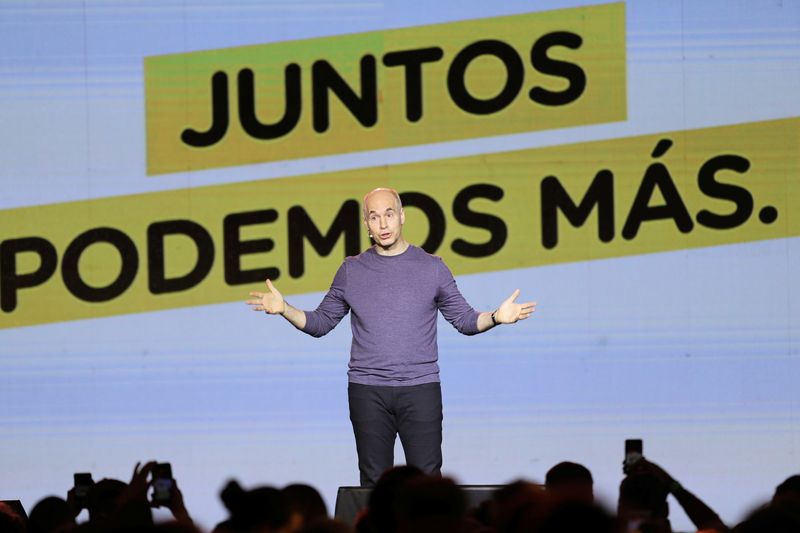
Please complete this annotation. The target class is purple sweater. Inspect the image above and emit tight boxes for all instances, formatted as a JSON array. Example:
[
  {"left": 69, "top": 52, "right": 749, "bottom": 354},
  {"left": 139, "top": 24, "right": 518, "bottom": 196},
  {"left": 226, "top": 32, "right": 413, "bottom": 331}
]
[{"left": 303, "top": 245, "right": 481, "bottom": 386}]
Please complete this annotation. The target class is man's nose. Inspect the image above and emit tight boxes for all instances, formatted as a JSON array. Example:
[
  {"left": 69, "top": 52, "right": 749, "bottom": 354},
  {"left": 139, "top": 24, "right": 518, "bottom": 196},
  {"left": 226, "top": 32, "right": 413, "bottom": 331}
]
[{"left": 380, "top": 217, "right": 388, "bottom": 228}]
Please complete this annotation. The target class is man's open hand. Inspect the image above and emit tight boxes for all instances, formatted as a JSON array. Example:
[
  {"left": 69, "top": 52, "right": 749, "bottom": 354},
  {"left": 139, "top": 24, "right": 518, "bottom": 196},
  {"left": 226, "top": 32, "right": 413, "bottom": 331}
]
[
  {"left": 246, "top": 279, "right": 286, "bottom": 315},
  {"left": 494, "top": 289, "right": 536, "bottom": 324}
]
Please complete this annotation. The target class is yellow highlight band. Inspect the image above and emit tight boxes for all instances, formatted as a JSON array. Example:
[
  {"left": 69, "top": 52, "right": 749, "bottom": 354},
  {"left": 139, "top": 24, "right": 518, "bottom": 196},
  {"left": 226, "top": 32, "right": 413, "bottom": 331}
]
[
  {"left": 144, "top": 3, "right": 626, "bottom": 174},
  {"left": 1, "top": 117, "right": 797, "bottom": 329}
]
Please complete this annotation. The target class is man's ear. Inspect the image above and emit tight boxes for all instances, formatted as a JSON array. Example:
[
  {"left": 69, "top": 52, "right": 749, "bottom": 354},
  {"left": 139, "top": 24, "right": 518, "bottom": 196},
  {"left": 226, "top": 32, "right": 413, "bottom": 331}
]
[{"left": 400, "top": 208, "right": 405, "bottom": 225}]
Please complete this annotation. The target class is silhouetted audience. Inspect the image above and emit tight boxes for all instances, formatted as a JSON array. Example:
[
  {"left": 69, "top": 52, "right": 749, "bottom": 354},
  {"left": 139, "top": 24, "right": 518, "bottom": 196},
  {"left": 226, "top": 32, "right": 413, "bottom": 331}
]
[
  {"left": 773, "top": 474, "right": 800, "bottom": 506},
  {"left": 619, "top": 458, "right": 728, "bottom": 533},
  {"left": 490, "top": 479, "right": 550, "bottom": 533},
  {"left": 393, "top": 476, "right": 466, "bottom": 533},
  {"left": 299, "top": 519, "right": 353, "bottom": 533},
  {"left": 214, "top": 481, "right": 296, "bottom": 533},
  {"left": 618, "top": 471, "right": 671, "bottom": 533},
  {"left": 734, "top": 499, "right": 800, "bottom": 533},
  {"left": 354, "top": 465, "right": 424, "bottom": 533},
  {"left": 9, "top": 459, "right": 799, "bottom": 533},
  {"left": 84, "top": 479, "right": 129, "bottom": 527},
  {"left": 733, "top": 474, "right": 800, "bottom": 533},
  {"left": 281, "top": 484, "right": 327, "bottom": 529},
  {"left": 0, "top": 501, "right": 26, "bottom": 533},
  {"left": 545, "top": 461, "right": 594, "bottom": 503},
  {"left": 28, "top": 496, "right": 75, "bottom": 533},
  {"left": 538, "top": 500, "right": 615, "bottom": 533}
]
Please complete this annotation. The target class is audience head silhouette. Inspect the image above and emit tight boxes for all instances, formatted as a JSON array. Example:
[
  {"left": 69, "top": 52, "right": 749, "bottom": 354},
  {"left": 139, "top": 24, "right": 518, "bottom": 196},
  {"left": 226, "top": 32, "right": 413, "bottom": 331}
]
[
  {"left": 545, "top": 461, "right": 594, "bottom": 503},
  {"left": 216, "top": 480, "right": 293, "bottom": 533}
]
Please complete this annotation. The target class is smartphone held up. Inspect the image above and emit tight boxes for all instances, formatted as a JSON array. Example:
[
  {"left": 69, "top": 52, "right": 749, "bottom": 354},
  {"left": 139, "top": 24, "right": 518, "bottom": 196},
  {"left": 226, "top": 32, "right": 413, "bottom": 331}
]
[
  {"left": 72, "top": 473, "right": 94, "bottom": 510},
  {"left": 624, "top": 439, "right": 643, "bottom": 474},
  {"left": 151, "top": 462, "right": 175, "bottom": 507}
]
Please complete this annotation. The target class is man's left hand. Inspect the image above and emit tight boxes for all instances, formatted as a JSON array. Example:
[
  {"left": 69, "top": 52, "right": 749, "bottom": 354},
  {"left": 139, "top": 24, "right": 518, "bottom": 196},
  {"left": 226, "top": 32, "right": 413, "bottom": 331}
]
[{"left": 495, "top": 289, "right": 536, "bottom": 324}]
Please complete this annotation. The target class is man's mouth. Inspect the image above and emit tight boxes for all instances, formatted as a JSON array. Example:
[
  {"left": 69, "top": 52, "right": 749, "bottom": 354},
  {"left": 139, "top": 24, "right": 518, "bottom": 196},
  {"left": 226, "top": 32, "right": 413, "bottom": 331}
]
[{"left": 379, "top": 232, "right": 392, "bottom": 239}]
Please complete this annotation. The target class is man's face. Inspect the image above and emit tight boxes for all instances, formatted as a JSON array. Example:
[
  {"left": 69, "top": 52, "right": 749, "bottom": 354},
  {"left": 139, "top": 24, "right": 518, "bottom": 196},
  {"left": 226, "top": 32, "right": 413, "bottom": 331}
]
[{"left": 364, "top": 190, "right": 405, "bottom": 250}]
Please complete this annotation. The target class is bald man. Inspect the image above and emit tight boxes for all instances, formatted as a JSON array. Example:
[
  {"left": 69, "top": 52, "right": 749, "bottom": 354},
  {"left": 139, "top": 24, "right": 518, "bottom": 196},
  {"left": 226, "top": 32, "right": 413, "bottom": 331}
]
[{"left": 248, "top": 188, "right": 536, "bottom": 486}]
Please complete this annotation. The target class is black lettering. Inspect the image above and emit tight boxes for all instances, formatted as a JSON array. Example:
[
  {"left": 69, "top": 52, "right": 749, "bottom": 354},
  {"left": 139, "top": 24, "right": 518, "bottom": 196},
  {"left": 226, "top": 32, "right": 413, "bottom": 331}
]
[
  {"left": 529, "top": 31, "right": 586, "bottom": 106},
  {"left": 399, "top": 192, "right": 446, "bottom": 254},
  {"left": 223, "top": 210, "right": 280, "bottom": 285},
  {"left": 622, "top": 139, "right": 694, "bottom": 240},
  {"left": 382, "top": 47, "right": 444, "bottom": 122},
  {"left": 288, "top": 200, "right": 361, "bottom": 278},
  {"left": 312, "top": 56, "right": 377, "bottom": 133},
  {"left": 181, "top": 71, "right": 229, "bottom": 147},
  {"left": 0, "top": 237, "right": 57, "bottom": 312},
  {"left": 448, "top": 40, "right": 524, "bottom": 115},
  {"left": 696, "top": 155, "right": 753, "bottom": 230},
  {"left": 758, "top": 206, "right": 778, "bottom": 225},
  {"left": 238, "top": 65, "right": 302, "bottom": 140},
  {"left": 147, "top": 220, "right": 215, "bottom": 294},
  {"left": 61, "top": 228, "right": 138, "bottom": 302},
  {"left": 451, "top": 184, "right": 507, "bottom": 257},
  {"left": 541, "top": 170, "right": 614, "bottom": 249}
]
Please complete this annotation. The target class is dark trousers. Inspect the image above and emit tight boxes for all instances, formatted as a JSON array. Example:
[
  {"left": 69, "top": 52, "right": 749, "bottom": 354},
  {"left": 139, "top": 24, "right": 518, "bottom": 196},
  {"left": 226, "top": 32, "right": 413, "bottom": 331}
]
[{"left": 348, "top": 381, "right": 443, "bottom": 487}]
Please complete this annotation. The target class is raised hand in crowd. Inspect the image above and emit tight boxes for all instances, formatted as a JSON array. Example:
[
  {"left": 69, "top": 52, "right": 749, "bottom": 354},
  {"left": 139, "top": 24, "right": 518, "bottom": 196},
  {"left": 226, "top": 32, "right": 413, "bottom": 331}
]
[
  {"left": 622, "top": 457, "right": 728, "bottom": 533},
  {"left": 156, "top": 478, "right": 193, "bottom": 526}
]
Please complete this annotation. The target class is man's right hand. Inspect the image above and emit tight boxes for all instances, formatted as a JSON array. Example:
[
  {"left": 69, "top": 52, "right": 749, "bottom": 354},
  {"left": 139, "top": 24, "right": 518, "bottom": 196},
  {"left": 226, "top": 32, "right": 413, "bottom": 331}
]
[{"left": 247, "top": 279, "right": 286, "bottom": 315}]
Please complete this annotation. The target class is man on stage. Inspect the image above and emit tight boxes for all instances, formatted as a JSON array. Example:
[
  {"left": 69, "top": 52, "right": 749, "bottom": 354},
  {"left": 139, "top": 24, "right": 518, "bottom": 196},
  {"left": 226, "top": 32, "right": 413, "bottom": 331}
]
[{"left": 247, "top": 187, "right": 536, "bottom": 486}]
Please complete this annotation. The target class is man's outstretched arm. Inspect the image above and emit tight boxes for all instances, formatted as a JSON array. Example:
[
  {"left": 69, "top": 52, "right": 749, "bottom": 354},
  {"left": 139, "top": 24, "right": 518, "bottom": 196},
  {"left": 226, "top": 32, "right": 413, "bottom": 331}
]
[
  {"left": 247, "top": 278, "right": 307, "bottom": 330},
  {"left": 476, "top": 289, "right": 537, "bottom": 332}
]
